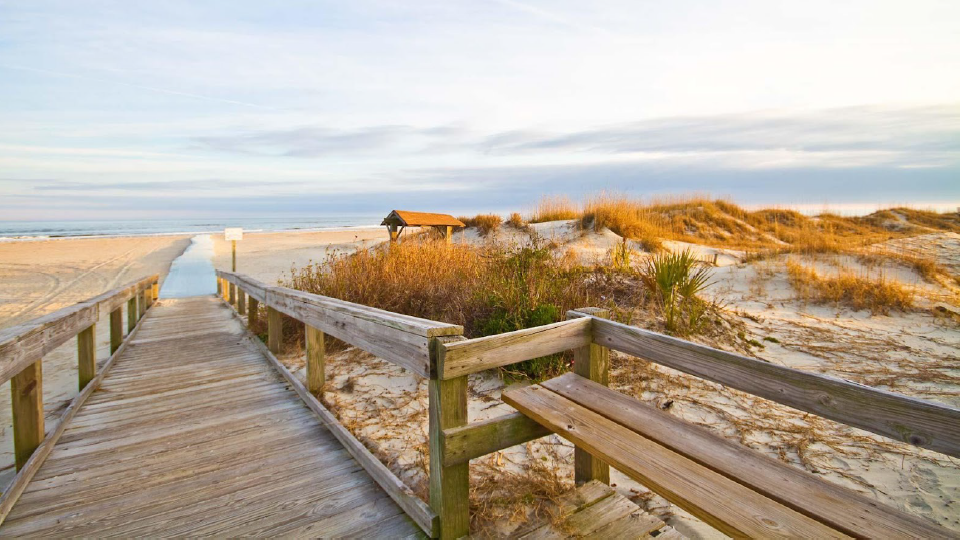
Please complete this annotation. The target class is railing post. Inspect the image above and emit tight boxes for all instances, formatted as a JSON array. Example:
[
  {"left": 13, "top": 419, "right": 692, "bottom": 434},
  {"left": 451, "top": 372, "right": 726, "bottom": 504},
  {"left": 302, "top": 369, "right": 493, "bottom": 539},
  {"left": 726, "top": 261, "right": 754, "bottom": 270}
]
[
  {"left": 78, "top": 323, "right": 96, "bottom": 391},
  {"left": 229, "top": 283, "right": 236, "bottom": 305},
  {"left": 306, "top": 324, "right": 325, "bottom": 395},
  {"left": 110, "top": 307, "right": 123, "bottom": 354},
  {"left": 152, "top": 280, "right": 159, "bottom": 302},
  {"left": 127, "top": 295, "right": 137, "bottom": 333},
  {"left": 238, "top": 289, "right": 247, "bottom": 315},
  {"left": 572, "top": 307, "right": 611, "bottom": 485},
  {"left": 429, "top": 336, "right": 469, "bottom": 539},
  {"left": 138, "top": 289, "right": 146, "bottom": 319},
  {"left": 216, "top": 276, "right": 222, "bottom": 296},
  {"left": 267, "top": 306, "right": 282, "bottom": 354},
  {"left": 11, "top": 361, "right": 43, "bottom": 471},
  {"left": 248, "top": 297, "right": 259, "bottom": 327},
  {"left": 222, "top": 279, "right": 230, "bottom": 302}
]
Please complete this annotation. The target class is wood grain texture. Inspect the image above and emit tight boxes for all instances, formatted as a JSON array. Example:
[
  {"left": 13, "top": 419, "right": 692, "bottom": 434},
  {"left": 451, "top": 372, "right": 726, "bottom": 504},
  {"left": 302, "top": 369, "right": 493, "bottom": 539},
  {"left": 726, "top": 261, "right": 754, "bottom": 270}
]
[
  {"left": 11, "top": 361, "right": 44, "bottom": 471},
  {"left": 127, "top": 296, "right": 137, "bottom": 333},
  {"left": 572, "top": 310, "right": 609, "bottom": 486},
  {"left": 237, "top": 288, "right": 246, "bottom": 315},
  {"left": 429, "top": 370, "right": 469, "bottom": 539},
  {"left": 77, "top": 324, "right": 96, "bottom": 391},
  {"left": 0, "top": 297, "right": 423, "bottom": 538},
  {"left": 0, "top": 300, "right": 151, "bottom": 524},
  {"left": 247, "top": 297, "right": 259, "bottom": 327},
  {"left": 441, "top": 411, "right": 551, "bottom": 466},
  {"left": 306, "top": 324, "right": 325, "bottom": 395},
  {"left": 224, "top": 302, "right": 437, "bottom": 537},
  {"left": 503, "top": 384, "right": 848, "bottom": 539},
  {"left": 570, "top": 311, "right": 960, "bottom": 457},
  {"left": 267, "top": 306, "right": 282, "bottom": 354},
  {"left": 438, "top": 318, "right": 591, "bottom": 380},
  {"left": 543, "top": 373, "right": 953, "bottom": 539}
]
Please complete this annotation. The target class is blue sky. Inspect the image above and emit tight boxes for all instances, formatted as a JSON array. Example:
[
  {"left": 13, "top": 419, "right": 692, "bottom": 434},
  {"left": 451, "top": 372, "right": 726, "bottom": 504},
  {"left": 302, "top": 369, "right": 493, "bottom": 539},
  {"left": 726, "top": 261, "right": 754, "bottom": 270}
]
[{"left": 1, "top": 0, "right": 958, "bottom": 220}]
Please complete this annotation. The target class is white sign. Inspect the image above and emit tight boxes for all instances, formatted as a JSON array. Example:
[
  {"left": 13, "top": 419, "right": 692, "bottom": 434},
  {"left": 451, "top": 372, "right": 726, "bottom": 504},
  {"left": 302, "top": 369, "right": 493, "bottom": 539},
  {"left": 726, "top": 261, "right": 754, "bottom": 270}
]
[{"left": 224, "top": 228, "right": 243, "bottom": 241}]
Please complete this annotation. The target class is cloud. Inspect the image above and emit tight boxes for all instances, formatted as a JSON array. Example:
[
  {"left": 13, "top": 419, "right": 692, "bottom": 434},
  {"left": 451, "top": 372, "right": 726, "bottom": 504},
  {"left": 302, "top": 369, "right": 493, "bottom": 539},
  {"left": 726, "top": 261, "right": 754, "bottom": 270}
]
[{"left": 478, "top": 104, "right": 960, "bottom": 156}]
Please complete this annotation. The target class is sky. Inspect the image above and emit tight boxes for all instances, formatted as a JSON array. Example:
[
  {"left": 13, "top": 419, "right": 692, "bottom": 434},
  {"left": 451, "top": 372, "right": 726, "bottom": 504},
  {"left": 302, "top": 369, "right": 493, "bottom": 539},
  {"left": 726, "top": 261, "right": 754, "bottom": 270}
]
[{"left": 1, "top": 0, "right": 958, "bottom": 220}]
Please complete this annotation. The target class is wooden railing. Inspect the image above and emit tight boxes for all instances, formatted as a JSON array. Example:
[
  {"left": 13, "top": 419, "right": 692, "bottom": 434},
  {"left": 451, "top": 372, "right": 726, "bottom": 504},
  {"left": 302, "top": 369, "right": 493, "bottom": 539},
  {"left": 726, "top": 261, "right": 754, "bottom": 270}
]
[
  {"left": 216, "top": 270, "right": 960, "bottom": 538},
  {"left": 0, "top": 274, "right": 159, "bottom": 515}
]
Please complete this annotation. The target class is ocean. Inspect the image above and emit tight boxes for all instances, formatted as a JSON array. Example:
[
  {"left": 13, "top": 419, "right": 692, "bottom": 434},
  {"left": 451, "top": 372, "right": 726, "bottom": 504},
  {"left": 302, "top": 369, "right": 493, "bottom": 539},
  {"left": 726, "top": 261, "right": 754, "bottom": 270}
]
[{"left": 0, "top": 216, "right": 384, "bottom": 241}]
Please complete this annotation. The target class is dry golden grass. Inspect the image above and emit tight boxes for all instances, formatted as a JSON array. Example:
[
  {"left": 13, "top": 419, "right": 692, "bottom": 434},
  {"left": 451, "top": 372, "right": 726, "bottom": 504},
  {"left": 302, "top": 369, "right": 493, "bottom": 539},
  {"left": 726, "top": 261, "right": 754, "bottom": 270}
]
[
  {"left": 529, "top": 195, "right": 580, "bottom": 223},
  {"left": 459, "top": 214, "right": 503, "bottom": 236},
  {"left": 786, "top": 261, "right": 914, "bottom": 314},
  {"left": 507, "top": 212, "right": 526, "bottom": 229}
]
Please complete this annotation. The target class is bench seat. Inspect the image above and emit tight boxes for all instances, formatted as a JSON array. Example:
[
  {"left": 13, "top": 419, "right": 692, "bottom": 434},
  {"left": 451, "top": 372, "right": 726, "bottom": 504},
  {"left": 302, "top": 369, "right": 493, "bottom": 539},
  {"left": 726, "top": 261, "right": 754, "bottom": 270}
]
[{"left": 502, "top": 372, "right": 950, "bottom": 539}]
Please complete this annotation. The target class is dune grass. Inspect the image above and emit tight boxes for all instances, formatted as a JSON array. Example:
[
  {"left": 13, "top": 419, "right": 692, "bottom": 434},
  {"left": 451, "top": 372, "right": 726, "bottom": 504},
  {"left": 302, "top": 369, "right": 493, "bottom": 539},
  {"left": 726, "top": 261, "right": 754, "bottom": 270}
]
[
  {"left": 459, "top": 214, "right": 503, "bottom": 236},
  {"left": 786, "top": 261, "right": 914, "bottom": 314},
  {"left": 529, "top": 196, "right": 580, "bottom": 223}
]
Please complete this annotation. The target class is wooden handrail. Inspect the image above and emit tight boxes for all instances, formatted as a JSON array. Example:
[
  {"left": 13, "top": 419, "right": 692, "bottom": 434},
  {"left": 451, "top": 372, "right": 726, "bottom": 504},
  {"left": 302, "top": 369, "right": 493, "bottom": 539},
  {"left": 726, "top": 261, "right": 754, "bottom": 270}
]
[
  {"left": 568, "top": 310, "right": 960, "bottom": 458},
  {"left": 216, "top": 270, "right": 462, "bottom": 377},
  {"left": 0, "top": 274, "right": 159, "bottom": 473},
  {"left": 0, "top": 274, "right": 159, "bottom": 385}
]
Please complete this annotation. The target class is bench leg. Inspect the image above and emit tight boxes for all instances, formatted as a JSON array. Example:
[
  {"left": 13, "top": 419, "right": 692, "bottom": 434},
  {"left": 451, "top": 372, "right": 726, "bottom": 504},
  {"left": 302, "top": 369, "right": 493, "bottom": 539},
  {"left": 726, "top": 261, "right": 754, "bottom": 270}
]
[{"left": 573, "top": 308, "right": 611, "bottom": 485}]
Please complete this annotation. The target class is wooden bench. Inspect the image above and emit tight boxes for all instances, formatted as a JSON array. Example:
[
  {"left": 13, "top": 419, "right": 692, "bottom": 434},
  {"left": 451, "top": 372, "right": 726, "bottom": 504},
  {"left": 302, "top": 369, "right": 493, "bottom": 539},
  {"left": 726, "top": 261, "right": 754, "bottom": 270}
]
[{"left": 503, "top": 372, "right": 952, "bottom": 539}]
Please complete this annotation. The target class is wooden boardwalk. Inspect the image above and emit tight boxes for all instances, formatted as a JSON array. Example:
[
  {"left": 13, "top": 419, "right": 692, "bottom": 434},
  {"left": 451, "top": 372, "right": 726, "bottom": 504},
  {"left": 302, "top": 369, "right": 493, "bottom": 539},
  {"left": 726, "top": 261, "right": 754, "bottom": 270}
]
[{"left": 0, "top": 296, "right": 423, "bottom": 537}]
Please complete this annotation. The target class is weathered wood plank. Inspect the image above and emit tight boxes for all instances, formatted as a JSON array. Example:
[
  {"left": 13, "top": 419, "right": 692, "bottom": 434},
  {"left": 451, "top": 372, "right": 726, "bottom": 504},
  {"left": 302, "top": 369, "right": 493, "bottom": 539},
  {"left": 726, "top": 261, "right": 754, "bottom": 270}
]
[
  {"left": 441, "top": 411, "right": 551, "bottom": 467},
  {"left": 437, "top": 318, "right": 591, "bottom": 380},
  {"left": 127, "top": 296, "right": 137, "bottom": 333},
  {"left": 570, "top": 312, "right": 960, "bottom": 457},
  {"left": 503, "top": 384, "right": 847, "bottom": 539},
  {"left": 430, "top": 334, "right": 470, "bottom": 539},
  {"left": 11, "top": 361, "right": 44, "bottom": 471},
  {"left": 572, "top": 308, "right": 609, "bottom": 485},
  {"left": 229, "top": 307, "right": 439, "bottom": 537},
  {"left": 543, "top": 373, "right": 953, "bottom": 539},
  {"left": 0, "top": 304, "right": 150, "bottom": 524},
  {"left": 248, "top": 296, "right": 259, "bottom": 327},
  {"left": 237, "top": 288, "right": 246, "bottom": 315},
  {"left": 77, "top": 324, "right": 96, "bottom": 391},
  {"left": 267, "top": 306, "right": 282, "bottom": 354},
  {"left": 306, "top": 324, "right": 324, "bottom": 395}
]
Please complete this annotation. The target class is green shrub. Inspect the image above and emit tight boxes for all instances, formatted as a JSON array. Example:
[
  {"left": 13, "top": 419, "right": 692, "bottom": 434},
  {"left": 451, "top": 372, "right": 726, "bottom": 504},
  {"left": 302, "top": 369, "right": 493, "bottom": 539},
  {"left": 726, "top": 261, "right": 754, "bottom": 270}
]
[{"left": 640, "top": 249, "right": 713, "bottom": 335}]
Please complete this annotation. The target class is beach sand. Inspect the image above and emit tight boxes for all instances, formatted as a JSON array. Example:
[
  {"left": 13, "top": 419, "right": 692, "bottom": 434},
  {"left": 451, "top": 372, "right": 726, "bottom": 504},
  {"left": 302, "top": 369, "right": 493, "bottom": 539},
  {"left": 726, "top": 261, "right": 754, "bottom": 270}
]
[{"left": 211, "top": 227, "right": 389, "bottom": 284}]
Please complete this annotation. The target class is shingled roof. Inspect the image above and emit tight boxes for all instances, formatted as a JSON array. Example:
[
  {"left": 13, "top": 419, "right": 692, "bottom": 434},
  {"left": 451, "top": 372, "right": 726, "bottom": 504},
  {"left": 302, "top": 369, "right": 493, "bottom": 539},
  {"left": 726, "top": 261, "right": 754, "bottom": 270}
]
[{"left": 381, "top": 210, "right": 465, "bottom": 227}]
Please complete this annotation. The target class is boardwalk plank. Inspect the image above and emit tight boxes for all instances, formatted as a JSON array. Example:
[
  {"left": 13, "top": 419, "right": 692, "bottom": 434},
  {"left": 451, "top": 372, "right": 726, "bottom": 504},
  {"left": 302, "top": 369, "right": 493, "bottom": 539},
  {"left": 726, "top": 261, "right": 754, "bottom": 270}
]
[{"left": 0, "top": 296, "right": 421, "bottom": 538}]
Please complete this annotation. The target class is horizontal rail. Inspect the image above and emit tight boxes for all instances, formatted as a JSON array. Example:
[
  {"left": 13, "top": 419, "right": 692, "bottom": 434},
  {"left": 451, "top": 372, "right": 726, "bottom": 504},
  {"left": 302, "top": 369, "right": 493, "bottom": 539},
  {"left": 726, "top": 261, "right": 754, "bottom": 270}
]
[
  {"left": 441, "top": 411, "right": 551, "bottom": 466},
  {"left": 0, "top": 298, "right": 152, "bottom": 525},
  {"left": 216, "top": 270, "right": 462, "bottom": 378},
  {"left": 436, "top": 318, "right": 592, "bottom": 380},
  {"left": 0, "top": 274, "right": 158, "bottom": 386},
  {"left": 223, "top": 306, "right": 440, "bottom": 537},
  {"left": 569, "top": 311, "right": 960, "bottom": 458}
]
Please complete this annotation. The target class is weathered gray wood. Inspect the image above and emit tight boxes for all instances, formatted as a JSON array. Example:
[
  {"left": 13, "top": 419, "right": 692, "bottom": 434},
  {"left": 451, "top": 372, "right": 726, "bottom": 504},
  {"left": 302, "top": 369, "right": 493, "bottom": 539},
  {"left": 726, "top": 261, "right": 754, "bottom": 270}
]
[
  {"left": 138, "top": 290, "right": 146, "bottom": 319},
  {"left": 77, "top": 324, "right": 96, "bottom": 391},
  {"left": 228, "top": 305, "right": 439, "bottom": 537},
  {"left": 266, "top": 287, "right": 438, "bottom": 378},
  {"left": 267, "top": 306, "right": 282, "bottom": 354},
  {"left": 503, "top": 384, "right": 847, "bottom": 539},
  {"left": 109, "top": 308, "right": 122, "bottom": 354},
  {"left": 544, "top": 373, "right": 954, "bottom": 539},
  {"left": 0, "top": 302, "right": 98, "bottom": 386},
  {"left": 441, "top": 411, "right": 551, "bottom": 466},
  {"left": 572, "top": 308, "right": 609, "bottom": 485},
  {"left": 429, "top": 336, "right": 469, "bottom": 539},
  {"left": 0, "top": 303, "right": 150, "bottom": 524},
  {"left": 306, "top": 324, "right": 324, "bottom": 395},
  {"left": 1, "top": 297, "right": 423, "bottom": 538},
  {"left": 570, "top": 312, "right": 960, "bottom": 457},
  {"left": 11, "top": 361, "right": 43, "bottom": 471},
  {"left": 437, "top": 318, "right": 591, "bottom": 379}
]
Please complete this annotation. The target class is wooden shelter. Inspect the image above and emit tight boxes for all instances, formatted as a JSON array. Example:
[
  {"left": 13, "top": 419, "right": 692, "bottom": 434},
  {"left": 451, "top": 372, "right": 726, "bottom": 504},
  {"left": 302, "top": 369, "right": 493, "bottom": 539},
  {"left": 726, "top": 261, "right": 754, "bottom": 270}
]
[{"left": 381, "top": 210, "right": 465, "bottom": 243}]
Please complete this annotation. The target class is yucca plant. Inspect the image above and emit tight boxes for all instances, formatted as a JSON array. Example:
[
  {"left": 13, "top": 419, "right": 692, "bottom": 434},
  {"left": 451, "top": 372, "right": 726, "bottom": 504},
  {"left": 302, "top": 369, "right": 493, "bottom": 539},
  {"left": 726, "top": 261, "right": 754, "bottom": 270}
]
[{"left": 640, "top": 249, "right": 713, "bottom": 334}]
